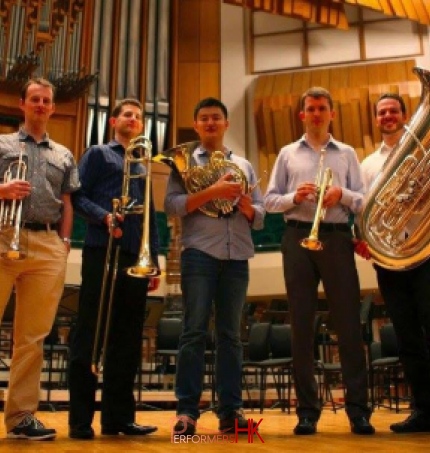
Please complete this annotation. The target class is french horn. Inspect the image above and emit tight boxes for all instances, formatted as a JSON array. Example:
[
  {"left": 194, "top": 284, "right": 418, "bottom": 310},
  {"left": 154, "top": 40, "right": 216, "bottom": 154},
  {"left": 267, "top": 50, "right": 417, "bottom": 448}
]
[
  {"left": 154, "top": 141, "right": 248, "bottom": 217},
  {"left": 358, "top": 67, "right": 430, "bottom": 270}
]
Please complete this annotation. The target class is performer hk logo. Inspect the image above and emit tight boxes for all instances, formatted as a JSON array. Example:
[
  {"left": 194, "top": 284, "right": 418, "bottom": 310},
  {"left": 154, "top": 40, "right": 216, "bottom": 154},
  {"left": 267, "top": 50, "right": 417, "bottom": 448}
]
[
  {"left": 170, "top": 417, "right": 264, "bottom": 444},
  {"left": 234, "top": 418, "right": 264, "bottom": 443}
]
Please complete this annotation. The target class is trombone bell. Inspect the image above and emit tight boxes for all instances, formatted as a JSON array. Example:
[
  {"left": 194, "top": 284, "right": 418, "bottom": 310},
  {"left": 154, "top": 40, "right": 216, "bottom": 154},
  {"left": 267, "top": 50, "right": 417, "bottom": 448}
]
[{"left": 126, "top": 256, "right": 159, "bottom": 278}]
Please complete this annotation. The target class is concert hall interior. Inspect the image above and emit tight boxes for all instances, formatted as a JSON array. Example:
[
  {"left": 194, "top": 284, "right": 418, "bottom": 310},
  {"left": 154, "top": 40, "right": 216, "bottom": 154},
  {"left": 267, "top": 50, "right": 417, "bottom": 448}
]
[{"left": 0, "top": 0, "right": 430, "bottom": 448}]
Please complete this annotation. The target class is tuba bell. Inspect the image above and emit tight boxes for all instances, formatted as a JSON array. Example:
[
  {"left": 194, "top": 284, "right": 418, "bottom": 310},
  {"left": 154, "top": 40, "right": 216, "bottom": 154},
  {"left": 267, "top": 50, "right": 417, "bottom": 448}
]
[
  {"left": 358, "top": 67, "right": 430, "bottom": 270},
  {"left": 154, "top": 141, "right": 248, "bottom": 217}
]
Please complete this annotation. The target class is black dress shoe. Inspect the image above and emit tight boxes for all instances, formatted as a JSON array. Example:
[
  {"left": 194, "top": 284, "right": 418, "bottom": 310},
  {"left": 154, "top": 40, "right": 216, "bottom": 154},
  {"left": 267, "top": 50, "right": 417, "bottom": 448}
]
[
  {"left": 293, "top": 417, "right": 317, "bottom": 435},
  {"left": 350, "top": 417, "right": 375, "bottom": 435},
  {"left": 69, "top": 425, "right": 95, "bottom": 440},
  {"left": 102, "top": 422, "right": 158, "bottom": 436},
  {"left": 390, "top": 412, "right": 430, "bottom": 433}
]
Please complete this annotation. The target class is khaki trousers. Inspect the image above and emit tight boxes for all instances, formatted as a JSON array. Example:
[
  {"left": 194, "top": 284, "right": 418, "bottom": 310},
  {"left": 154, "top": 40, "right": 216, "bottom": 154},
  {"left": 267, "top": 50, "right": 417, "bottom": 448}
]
[{"left": 0, "top": 229, "right": 67, "bottom": 431}]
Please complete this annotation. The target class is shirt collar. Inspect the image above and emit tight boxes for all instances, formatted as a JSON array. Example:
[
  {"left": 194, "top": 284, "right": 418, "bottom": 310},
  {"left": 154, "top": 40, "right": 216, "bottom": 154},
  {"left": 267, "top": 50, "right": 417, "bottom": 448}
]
[
  {"left": 19, "top": 128, "right": 52, "bottom": 148},
  {"left": 379, "top": 141, "right": 394, "bottom": 155},
  {"left": 299, "top": 133, "right": 340, "bottom": 151},
  {"left": 196, "top": 145, "right": 232, "bottom": 158}
]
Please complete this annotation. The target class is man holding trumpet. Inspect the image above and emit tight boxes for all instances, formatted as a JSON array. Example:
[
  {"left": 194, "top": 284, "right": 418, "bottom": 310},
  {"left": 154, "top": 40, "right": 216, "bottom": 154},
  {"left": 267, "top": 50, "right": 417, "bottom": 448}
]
[
  {"left": 264, "top": 87, "right": 373, "bottom": 435},
  {"left": 68, "top": 99, "right": 159, "bottom": 440},
  {"left": 0, "top": 77, "right": 79, "bottom": 440}
]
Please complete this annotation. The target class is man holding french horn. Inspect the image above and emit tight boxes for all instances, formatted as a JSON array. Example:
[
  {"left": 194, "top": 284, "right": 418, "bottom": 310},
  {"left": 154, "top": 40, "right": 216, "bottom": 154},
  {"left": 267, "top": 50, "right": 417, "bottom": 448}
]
[
  {"left": 0, "top": 78, "right": 79, "bottom": 440},
  {"left": 164, "top": 97, "right": 265, "bottom": 436},
  {"left": 264, "top": 87, "right": 374, "bottom": 436},
  {"left": 68, "top": 99, "right": 159, "bottom": 440}
]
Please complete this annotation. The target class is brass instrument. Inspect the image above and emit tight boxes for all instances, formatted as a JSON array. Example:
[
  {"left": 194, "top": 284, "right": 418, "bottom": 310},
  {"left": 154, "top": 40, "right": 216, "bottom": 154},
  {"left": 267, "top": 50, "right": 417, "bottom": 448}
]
[
  {"left": 359, "top": 67, "right": 430, "bottom": 270},
  {"left": 91, "top": 135, "right": 159, "bottom": 375},
  {"left": 300, "top": 148, "right": 333, "bottom": 251},
  {"left": 154, "top": 141, "right": 248, "bottom": 217},
  {"left": 0, "top": 142, "right": 27, "bottom": 260}
]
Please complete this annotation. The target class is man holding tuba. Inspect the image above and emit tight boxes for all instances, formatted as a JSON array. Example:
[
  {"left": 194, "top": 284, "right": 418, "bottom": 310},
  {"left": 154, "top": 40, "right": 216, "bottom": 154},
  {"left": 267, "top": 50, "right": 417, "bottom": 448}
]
[
  {"left": 68, "top": 99, "right": 159, "bottom": 440},
  {"left": 0, "top": 78, "right": 79, "bottom": 440},
  {"left": 166, "top": 97, "right": 265, "bottom": 436},
  {"left": 264, "top": 87, "right": 374, "bottom": 435},
  {"left": 360, "top": 93, "right": 430, "bottom": 433}
]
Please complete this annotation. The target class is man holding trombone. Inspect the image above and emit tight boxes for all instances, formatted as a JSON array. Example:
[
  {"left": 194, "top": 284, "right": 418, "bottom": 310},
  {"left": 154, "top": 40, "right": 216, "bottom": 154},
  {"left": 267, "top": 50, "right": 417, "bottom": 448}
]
[
  {"left": 68, "top": 99, "right": 159, "bottom": 440},
  {"left": 0, "top": 78, "right": 79, "bottom": 440},
  {"left": 264, "top": 87, "right": 373, "bottom": 436}
]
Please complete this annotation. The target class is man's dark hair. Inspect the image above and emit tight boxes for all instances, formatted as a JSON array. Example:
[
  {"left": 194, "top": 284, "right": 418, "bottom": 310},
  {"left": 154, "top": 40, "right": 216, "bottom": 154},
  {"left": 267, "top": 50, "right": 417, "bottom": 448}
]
[
  {"left": 300, "top": 87, "right": 333, "bottom": 111},
  {"left": 193, "top": 97, "right": 228, "bottom": 120},
  {"left": 111, "top": 98, "right": 143, "bottom": 118},
  {"left": 374, "top": 93, "right": 407, "bottom": 116},
  {"left": 20, "top": 77, "right": 56, "bottom": 101}
]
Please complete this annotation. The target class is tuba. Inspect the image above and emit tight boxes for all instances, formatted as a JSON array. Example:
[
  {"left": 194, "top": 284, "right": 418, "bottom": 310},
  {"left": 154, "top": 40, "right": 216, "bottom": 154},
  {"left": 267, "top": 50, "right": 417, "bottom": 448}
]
[
  {"left": 359, "top": 67, "right": 430, "bottom": 270},
  {"left": 154, "top": 141, "right": 248, "bottom": 217}
]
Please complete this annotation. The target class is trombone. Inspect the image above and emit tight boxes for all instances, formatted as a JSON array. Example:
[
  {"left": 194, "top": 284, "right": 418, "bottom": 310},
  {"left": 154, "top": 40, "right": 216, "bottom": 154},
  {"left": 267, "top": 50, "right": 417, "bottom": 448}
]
[
  {"left": 91, "top": 135, "right": 159, "bottom": 375},
  {"left": 300, "top": 148, "right": 333, "bottom": 251},
  {"left": 0, "top": 142, "right": 27, "bottom": 260}
]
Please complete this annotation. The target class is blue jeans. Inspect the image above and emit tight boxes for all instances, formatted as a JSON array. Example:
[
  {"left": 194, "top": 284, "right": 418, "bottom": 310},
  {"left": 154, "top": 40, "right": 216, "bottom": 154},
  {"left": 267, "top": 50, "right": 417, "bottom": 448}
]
[{"left": 176, "top": 248, "right": 249, "bottom": 420}]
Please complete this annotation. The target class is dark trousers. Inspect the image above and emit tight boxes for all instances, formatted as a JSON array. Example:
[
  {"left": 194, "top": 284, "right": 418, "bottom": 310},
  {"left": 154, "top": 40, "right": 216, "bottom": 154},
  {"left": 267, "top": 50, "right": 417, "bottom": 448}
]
[
  {"left": 68, "top": 246, "right": 148, "bottom": 428},
  {"left": 375, "top": 260, "right": 430, "bottom": 415},
  {"left": 282, "top": 225, "right": 370, "bottom": 420}
]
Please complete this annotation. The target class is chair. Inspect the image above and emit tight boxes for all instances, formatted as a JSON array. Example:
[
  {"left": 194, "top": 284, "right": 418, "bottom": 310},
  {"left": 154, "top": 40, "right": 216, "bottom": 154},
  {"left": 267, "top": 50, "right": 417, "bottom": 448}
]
[
  {"left": 370, "top": 323, "right": 409, "bottom": 412},
  {"left": 266, "top": 324, "right": 294, "bottom": 413},
  {"left": 152, "top": 317, "right": 182, "bottom": 389},
  {"left": 242, "top": 322, "right": 271, "bottom": 413},
  {"left": 242, "top": 322, "right": 294, "bottom": 413}
]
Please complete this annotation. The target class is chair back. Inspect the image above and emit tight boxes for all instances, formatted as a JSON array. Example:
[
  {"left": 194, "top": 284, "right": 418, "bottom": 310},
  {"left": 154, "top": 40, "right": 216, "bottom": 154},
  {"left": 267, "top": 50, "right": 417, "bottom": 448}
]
[
  {"left": 247, "top": 322, "right": 271, "bottom": 361},
  {"left": 156, "top": 317, "right": 182, "bottom": 350},
  {"left": 379, "top": 323, "right": 399, "bottom": 357},
  {"left": 270, "top": 324, "right": 292, "bottom": 358}
]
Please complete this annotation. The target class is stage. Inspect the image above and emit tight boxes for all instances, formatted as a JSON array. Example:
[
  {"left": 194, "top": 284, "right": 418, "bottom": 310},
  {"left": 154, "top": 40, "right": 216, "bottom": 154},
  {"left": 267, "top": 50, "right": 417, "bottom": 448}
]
[{"left": 0, "top": 409, "right": 426, "bottom": 452}]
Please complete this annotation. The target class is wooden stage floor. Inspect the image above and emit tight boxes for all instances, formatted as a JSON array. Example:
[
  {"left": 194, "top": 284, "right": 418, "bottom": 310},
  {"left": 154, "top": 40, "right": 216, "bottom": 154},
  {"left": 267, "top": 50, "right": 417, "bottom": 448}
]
[{"left": 0, "top": 408, "right": 428, "bottom": 452}]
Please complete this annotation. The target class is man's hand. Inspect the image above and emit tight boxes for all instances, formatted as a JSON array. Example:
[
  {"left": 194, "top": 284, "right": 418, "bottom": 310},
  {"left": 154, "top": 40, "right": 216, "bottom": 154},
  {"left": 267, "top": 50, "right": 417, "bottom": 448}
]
[
  {"left": 353, "top": 239, "right": 372, "bottom": 260},
  {"left": 0, "top": 180, "right": 31, "bottom": 200},
  {"left": 212, "top": 173, "right": 243, "bottom": 202},
  {"left": 323, "top": 186, "right": 342, "bottom": 208},
  {"left": 294, "top": 181, "right": 317, "bottom": 204},
  {"left": 104, "top": 213, "right": 124, "bottom": 238},
  {"left": 237, "top": 193, "right": 255, "bottom": 223}
]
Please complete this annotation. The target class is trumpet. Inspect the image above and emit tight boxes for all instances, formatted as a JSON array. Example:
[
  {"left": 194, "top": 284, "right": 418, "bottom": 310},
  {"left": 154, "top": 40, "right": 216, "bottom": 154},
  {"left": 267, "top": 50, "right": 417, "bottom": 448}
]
[
  {"left": 91, "top": 135, "right": 159, "bottom": 375},
  {"left": 300, "top": 148, "right": 333, "bottom": 251},
  {"left": 0, "top": 142, "right": 27, "bottom": 260}
]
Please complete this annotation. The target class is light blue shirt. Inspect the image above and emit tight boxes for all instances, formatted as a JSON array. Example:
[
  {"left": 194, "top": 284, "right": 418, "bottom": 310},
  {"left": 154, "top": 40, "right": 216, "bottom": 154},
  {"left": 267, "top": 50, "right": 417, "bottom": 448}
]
[
  {"left": 264, "top": 135, "right": 364, "bottom": 223},
  {"left": 164, "top": 146, "right": 265, "bottom": 261}
]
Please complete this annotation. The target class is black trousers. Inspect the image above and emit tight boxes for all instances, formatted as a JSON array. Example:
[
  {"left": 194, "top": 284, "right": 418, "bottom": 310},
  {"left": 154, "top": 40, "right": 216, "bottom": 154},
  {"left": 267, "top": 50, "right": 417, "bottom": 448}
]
[
  {"left": 375, "top": 260, "right": 430, "bottom": 415},
  {"left": 68, "top": 246, "right": 149, "bottom": 428},
  {"left": 282, "top": 225, "right": 370, "bottom": 420}
]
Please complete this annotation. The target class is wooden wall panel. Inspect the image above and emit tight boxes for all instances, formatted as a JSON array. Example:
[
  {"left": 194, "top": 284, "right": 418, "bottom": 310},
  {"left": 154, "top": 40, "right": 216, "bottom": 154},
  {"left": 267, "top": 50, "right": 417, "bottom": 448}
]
[
  {"left": 254, "top": 59, "right": 421, "bottom": 189},
  {"left": 172, "top": 0, "right": 221, "bottom": 145},
  {"left": 176, "top": 62, "right": 201, "bottom": 129}
]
